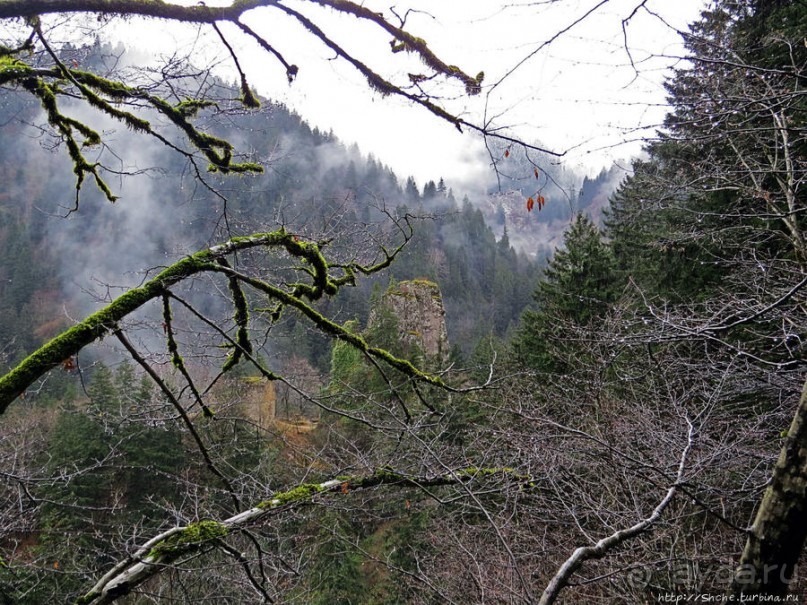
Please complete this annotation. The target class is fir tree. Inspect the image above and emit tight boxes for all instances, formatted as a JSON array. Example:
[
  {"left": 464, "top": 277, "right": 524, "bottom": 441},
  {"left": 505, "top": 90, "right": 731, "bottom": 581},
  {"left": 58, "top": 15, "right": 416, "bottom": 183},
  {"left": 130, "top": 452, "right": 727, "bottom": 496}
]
[{"left": 514, "top": 214, "right": 619, "bottom": 373}]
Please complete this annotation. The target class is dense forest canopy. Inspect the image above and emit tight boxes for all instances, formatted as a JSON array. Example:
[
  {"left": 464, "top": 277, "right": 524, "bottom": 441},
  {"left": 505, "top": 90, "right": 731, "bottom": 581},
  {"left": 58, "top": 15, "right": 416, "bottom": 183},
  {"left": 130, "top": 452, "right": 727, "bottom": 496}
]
[{"left": 1, "top": 0, "right": 807, "bottom": 603}]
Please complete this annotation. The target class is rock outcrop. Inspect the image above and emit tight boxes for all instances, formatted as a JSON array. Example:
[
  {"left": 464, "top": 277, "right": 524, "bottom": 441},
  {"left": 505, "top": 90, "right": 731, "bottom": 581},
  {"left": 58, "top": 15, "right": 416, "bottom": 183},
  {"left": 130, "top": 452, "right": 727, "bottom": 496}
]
[
  {"left": 370, "top": 279, "right": 449, "bottom": 367},
  {"left": 239, "top": 377, "right": 276, "bottom": 429}
]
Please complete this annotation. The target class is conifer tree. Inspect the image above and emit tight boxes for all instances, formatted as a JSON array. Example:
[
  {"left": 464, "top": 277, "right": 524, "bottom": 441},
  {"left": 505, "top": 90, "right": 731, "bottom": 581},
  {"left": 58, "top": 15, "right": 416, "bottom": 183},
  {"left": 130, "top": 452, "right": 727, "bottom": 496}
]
[
  {"left": 601, "top": 1, "right": 807, "bottom": 595},
  {"left": 514, "top": 213, "right": 618, "bottom": 373}
]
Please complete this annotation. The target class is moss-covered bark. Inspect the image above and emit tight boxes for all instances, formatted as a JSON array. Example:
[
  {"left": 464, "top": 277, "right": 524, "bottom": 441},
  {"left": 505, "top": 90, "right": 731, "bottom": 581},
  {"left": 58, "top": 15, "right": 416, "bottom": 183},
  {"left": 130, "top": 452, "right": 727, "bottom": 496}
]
[
  {"left": 146, "top": 520, "right": 229, "bottom": 562},
  {"left": 0, "top": 231, "right": 289, "bottom": 414},
  {"left": 0, "top": 228, "right": 433, "bottom": 415},
  {"left": 730, "top": 378, "right": 807, "bottom": 596},
  {"left": 0, "top": 0, "right": 265, "bottom": 22}
]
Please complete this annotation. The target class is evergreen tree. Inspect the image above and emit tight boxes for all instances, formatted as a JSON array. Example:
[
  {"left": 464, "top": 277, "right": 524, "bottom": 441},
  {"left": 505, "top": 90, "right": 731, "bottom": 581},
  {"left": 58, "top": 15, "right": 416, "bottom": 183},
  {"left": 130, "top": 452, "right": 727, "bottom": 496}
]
[
  {"left": 515, "top": 214, "right": 619, "bottom": 373},
  {"left": 601, "top": 2, "right": 807, "bottom": 594},
  {"left": 422, "top": 180, "right": 437, "bottom": 200},
  {"left": 604, "top": 159, "right": 721, "bottom": 302},
  {"left": 404, "top": 176, "right": 420, "bottom": 202},
  {"left": 329, "top": 319, "right": 366, "bottom": 391}
]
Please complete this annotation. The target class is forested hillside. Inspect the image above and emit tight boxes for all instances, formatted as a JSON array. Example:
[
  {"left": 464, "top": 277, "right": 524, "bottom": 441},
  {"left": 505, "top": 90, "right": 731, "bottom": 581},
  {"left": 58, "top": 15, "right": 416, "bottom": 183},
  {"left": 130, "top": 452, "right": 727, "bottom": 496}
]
[
  {"left": 0, "top": 39, "right": 548, "bottom": 603},
  {"left": 2, "top": 0, "right": 806, "bottom": 603},
  {"left": 0, "top": 40, "right": 545, "bottom": 376}
]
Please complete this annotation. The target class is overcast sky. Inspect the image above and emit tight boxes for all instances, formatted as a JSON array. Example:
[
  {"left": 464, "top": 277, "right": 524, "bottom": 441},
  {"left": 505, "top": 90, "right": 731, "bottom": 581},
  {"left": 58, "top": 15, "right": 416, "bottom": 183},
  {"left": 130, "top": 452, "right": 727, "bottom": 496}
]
[{"left": 121, "top": 1, "right": 709, "bottom": 184}]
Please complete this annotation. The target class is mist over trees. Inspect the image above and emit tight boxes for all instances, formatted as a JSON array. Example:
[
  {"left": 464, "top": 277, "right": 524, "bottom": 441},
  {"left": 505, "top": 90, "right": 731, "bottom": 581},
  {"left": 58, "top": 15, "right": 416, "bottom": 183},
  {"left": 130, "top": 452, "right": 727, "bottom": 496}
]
[{"left": 1, "top": 0, "right": 807, "bottom": 603}]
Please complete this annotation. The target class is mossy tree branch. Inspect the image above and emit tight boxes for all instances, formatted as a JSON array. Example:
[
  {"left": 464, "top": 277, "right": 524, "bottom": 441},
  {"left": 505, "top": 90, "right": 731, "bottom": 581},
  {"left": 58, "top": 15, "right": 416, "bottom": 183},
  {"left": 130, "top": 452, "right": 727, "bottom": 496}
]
[
  {"left": 0, "top": 226, "right": 429, "bottom": 415},
  {"left": 0, "top": 0, "right": 561, "bottom": 197},
  {"left": 76, "top": 466, "right": 525, "bottom": 605},
  {"left": 0, "top": 0, "right": 480, "bottom": 93},
  {"left": 1, "top": 53, "right": 263, "bottom": 205}
]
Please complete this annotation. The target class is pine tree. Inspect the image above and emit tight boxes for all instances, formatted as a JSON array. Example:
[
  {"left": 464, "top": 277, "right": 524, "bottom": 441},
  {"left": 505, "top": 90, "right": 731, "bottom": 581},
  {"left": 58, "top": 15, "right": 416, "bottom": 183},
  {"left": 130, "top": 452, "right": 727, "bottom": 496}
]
[
  {"left": 604, "top": 159, "right": 721, "bottom": 302},
  {"left": 404, "top": 176, "right": 420, "bottom": 202}
]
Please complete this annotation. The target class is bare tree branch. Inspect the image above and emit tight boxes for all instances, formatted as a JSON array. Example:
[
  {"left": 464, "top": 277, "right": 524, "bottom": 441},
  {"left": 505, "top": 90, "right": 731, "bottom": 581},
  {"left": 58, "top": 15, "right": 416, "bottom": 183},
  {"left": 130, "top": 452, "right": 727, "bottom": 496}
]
[{"left": 539, "top": 418, "right": 695, "bottom": 605}]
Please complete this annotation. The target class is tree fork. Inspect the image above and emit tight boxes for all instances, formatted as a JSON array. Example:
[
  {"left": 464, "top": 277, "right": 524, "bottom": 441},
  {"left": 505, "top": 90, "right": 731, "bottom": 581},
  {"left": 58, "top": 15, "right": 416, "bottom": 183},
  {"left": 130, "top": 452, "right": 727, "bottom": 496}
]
[
  {"left": 0, "top": 230, "right": 292, "bottom": 413},
  {"left": 77, "top": 466, "right": 525, "bottom": 605}
]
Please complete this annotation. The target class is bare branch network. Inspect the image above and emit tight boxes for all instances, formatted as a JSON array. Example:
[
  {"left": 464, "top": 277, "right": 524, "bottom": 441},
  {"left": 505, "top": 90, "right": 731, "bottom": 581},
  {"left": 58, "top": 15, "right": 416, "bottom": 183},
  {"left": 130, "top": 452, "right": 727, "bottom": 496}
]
[{"left": 2, "top": 1, "right": 807, "bottom": 604}]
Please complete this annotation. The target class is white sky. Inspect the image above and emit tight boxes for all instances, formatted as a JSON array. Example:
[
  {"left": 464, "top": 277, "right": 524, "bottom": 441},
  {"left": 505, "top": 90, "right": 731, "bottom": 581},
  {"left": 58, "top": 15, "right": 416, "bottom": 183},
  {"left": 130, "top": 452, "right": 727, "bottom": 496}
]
[{"left": 116, "top": 1, "right": 708, "bottom": 184}]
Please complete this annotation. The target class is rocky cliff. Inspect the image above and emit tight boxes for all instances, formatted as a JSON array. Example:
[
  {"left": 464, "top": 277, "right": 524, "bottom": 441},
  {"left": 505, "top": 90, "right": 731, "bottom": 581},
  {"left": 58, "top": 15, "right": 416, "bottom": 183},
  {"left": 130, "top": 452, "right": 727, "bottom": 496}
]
[{"left": 369, "top": 279, "right": 449, "bottom": 367}]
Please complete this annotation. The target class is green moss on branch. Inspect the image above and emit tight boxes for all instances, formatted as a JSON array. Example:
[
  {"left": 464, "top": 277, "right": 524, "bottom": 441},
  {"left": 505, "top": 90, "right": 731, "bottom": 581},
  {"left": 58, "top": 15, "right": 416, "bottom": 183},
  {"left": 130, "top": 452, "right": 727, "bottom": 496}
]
[
  {"left": 0, "top": 231, "right": 291, "bottom": 414},
  {"left": 257, "top": 483, "right": 325, "bottom": 508},
  {"left": 147, "top": 520, "right": 228, "bottom": 562}
]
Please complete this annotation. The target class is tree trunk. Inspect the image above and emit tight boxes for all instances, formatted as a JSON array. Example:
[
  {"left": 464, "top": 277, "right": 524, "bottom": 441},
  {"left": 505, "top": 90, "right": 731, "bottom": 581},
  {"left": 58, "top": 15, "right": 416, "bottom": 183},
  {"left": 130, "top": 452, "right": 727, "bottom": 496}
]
[{"left": 730, "top": 379, "right": 807, "bottom": 595}]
